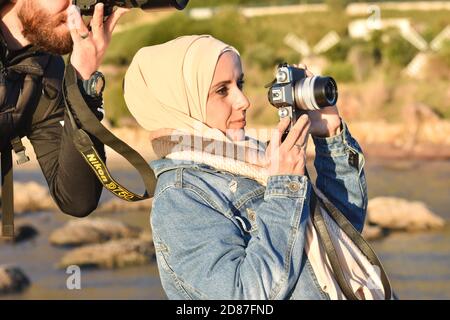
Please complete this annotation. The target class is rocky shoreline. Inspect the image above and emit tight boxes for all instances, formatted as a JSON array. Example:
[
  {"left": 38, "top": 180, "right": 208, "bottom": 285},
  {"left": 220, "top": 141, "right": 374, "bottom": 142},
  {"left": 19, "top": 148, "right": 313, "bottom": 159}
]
[
  {"left": 0, "top": 191, "right": 446, "bottom": 294},
  {"left": 2, "top": 120, "right": 449, "bottom": 296},
  {"left": 11, "top": 118, "right": 450, "bottom": 172}
]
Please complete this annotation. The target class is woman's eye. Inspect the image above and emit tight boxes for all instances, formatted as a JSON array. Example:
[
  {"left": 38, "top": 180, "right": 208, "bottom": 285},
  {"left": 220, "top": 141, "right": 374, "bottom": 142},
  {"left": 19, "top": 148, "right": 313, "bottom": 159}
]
[
  {"left": 216, "top": 87, "right": 228, "bottom": 96},
  {"left": 238, "top": 80, "right": 245, "bottom": 90}
]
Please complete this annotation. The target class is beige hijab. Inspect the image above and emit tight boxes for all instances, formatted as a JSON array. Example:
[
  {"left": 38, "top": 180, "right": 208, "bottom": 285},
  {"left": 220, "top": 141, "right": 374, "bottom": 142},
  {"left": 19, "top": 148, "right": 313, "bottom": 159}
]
[{"left": 124, "top": 35, "right": 240, "bottom": 142}]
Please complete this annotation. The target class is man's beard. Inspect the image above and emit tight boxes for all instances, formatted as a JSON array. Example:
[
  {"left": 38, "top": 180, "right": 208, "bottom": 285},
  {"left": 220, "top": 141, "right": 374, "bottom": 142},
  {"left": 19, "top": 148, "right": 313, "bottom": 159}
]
[{"left": 18, "top": 0, "right": 73, "bottom": 55}]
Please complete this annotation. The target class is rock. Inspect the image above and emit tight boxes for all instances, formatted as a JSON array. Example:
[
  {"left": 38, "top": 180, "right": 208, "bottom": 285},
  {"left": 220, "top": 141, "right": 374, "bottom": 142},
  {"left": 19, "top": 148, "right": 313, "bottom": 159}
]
[
  {"left": 1, "top": 181, "right": 58, "bottom": 214},
  {"left": 337, "top": 90, "right": 363, "bottom": 121},
  {"left": 0, "top": 223, "right": 39, "bottom": 244},
  {"left": 402, "top": 103, "right": 441, "bottom": 123},
  {"left": 0, "top": 265, "right": 31, "bottom": 295},
  {"left": 361, "top": 79, "right": 393, "bottom": 115},
  {"left": 362, "top": 224, "right": 385, "bottom": 241},
  {"left": 96, "top": 198, "right": 152, "bottom": 214},
  {"left": 14, "top": 224, "right": 39, "bottom": 243},
  {"left": 58, "top": 238, "right": 155, "bottom": 269},
  {"left": 49, "top": 218, "right": 141, "bottom": 247},
  {"left": 368, "top": 197, "right": 446, "bottom": 231}
]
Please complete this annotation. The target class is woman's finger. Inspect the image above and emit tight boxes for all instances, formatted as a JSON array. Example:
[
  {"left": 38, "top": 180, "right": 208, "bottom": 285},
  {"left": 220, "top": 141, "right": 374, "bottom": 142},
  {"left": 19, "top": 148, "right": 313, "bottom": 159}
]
[
  {"left": 91, "top": 3, "right": 105, "bottom": 40},
  {"left": 105, "top": 7, "right": 130, "bottom": 35},
  {"left": 276, "top": 117, "right": 291, "bottom": 146},
  {"left": 267, "top": 117, "right": 289, "bottom": 158},
  {"left": 282, "top": 114, "right": 310, "bottom": 150},
  {"left": 294, "top": 120, "right": 310, "bottom": 148}
]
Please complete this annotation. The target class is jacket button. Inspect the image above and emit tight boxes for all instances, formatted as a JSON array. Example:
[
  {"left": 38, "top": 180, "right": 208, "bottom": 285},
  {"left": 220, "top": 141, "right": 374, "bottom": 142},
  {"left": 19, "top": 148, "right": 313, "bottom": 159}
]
[
  {"left": 246, "top": 208, "right": 256, "bottom": 222},
  {"left": 288, "top": 181, "right": 301, "bottom": 192},
  {"left": 229, "top": 180, "right": 238, "bottom": 193}
]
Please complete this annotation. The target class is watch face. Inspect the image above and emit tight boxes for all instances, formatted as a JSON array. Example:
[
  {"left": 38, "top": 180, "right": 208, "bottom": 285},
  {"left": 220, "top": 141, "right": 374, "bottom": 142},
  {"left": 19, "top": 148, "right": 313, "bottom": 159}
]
[
  {"left": 94, "top": 77, "right": 105, "bottom": 95},
  {"left": 90, "top": 72, "right": 105, "bottom": 96}
]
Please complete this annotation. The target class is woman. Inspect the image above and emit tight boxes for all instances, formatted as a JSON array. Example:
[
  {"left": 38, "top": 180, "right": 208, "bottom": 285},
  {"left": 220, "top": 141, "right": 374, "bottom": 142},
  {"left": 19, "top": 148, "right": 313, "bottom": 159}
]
[{"left": 124, "top": 35, "right": 380, "bottom": 300}]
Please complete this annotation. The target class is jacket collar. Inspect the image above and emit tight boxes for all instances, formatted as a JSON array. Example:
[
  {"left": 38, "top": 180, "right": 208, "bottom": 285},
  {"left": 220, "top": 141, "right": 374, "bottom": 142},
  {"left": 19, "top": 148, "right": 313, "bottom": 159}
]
[
  {"left": 150, "top": 158, "right": 219, "bottom": 178},
  {"left": 0, "top": 30, "right": 49, "bottom": 76}
]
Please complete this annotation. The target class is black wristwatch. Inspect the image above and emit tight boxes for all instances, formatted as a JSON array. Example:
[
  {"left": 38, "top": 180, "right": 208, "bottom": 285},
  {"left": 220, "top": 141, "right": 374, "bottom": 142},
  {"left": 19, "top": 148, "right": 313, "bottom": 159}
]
[{"left": 80, "top": 71, "right": 106, "bottom": 98}]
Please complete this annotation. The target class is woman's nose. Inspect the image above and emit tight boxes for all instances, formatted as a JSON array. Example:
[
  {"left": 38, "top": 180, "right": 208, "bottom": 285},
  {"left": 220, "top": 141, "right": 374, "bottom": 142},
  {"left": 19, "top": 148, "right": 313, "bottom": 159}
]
[{"left": 233, "top": 90, "right": 250, "bottom": 111}]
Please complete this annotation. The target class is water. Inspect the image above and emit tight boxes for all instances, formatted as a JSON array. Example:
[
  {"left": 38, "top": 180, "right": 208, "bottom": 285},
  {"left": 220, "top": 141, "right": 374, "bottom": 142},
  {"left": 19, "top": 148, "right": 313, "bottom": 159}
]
[
  {"left": 1, "top": 160, "right": 449, "bottom": 300},
  {"left": 364, "top": 160, "right": 450, "bottom": 300}
]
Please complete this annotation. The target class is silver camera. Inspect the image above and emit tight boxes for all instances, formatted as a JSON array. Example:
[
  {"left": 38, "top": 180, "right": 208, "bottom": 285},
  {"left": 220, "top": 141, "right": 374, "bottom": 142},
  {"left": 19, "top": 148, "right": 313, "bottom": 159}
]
[{"left": 267, "top": 63, "right": 338, "bottom": 139}]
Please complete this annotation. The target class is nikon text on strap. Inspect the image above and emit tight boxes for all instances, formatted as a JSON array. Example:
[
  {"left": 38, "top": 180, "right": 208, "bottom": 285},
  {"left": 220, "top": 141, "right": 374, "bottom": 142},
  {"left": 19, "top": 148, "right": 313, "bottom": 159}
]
[{"left": 63, "top": 62, "right": 156, "bottom": 202}]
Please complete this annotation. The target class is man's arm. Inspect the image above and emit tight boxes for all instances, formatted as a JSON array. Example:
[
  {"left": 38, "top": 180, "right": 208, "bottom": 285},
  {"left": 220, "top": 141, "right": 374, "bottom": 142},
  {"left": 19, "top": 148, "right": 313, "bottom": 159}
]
[
  {"left": 28, "top": 2, "right": 128, "bottom": 217},
  {"left": 27, "top": 90, "right": 105, "bottom": 217}
]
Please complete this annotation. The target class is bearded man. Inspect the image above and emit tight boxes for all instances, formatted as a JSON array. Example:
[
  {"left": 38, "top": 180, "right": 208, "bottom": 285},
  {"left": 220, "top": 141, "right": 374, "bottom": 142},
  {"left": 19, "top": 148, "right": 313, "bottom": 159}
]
[{"left": 0, "top": 0, "right": 129, "bottom": 237}]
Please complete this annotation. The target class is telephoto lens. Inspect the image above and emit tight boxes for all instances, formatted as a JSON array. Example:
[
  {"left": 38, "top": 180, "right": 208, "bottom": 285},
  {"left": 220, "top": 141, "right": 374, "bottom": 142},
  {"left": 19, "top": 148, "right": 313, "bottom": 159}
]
[
  {"left": 294, "top": 75, "right": 338, "bottom": 111},
  {"left": 139, "top": 0, "right": 189, "bottom": 10},
  {"left": 74, "top": 0, "right": 189, "bottom": 16}
]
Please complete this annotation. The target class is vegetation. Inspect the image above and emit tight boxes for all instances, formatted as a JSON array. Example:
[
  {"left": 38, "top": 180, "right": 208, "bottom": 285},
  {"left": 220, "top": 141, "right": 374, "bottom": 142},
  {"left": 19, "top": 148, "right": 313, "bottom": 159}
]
[{"left": 102, "top": 5, "right": 450, "bottom": 125}]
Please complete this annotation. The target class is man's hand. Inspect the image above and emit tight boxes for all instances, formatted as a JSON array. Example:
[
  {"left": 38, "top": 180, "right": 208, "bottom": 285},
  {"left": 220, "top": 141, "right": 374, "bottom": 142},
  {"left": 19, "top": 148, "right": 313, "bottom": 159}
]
[
  {"left": 295, "top": 64, "right": 342, "bottom": 138},
  {"left": 67, "top": 3, "right": 129, "bottom": 80}
]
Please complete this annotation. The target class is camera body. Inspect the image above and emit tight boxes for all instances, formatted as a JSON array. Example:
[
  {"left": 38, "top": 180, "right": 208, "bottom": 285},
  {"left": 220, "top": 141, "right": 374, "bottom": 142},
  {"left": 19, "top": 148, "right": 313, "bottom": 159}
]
[
  {"left": 267, "top": 63, "right": 338, "bottom": 139},
  {"left": 72, "top": 0, "right": 189, "bottom": 16}
]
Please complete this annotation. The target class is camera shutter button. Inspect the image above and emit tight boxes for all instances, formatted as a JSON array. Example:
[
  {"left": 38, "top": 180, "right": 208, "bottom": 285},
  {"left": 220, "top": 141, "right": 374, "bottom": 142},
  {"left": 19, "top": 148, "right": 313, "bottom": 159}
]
[
  {"left": 278, "top": 108, "right": 289, "bottom": 118},
  {"left": 277, "top": 71, "right": 288, "bottom": 82}
]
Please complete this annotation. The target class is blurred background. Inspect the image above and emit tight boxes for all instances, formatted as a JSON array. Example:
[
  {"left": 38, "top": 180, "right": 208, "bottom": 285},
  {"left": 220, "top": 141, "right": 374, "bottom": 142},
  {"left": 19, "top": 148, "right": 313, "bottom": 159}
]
[{"left": 1, "top": 0, "right": 449, "bottom": 300}]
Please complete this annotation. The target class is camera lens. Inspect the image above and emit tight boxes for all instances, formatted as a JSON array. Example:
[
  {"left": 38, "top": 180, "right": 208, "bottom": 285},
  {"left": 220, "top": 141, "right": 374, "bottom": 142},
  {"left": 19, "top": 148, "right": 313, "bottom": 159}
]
[
  {"left": 294, "top": 76, "right": 338, "bottom": 110},
  {"left": 172, "top": 0, "right": 189, "bottom": 9},
  {"left": 325, "top": 81, "right": 336, "bottom": 102}
]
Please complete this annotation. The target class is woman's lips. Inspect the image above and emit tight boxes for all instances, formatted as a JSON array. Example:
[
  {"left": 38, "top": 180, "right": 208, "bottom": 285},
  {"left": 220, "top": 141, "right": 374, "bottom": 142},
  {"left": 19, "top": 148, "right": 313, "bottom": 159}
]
[{"left": 230, "top": 119, "right": 246, "bottom": 128}]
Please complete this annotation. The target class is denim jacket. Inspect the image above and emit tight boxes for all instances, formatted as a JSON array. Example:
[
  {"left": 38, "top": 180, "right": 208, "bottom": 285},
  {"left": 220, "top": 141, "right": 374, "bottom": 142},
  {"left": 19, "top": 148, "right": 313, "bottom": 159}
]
[{"left": 149, "top": 122, "right": 368, "bottom": 300}]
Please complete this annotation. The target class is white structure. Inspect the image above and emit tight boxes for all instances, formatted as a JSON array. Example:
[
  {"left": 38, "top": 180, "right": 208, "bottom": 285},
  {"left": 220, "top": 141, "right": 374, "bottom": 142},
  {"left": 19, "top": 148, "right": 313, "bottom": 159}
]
[
  {"left": 430, "top": 26, "right": 450, "bottom": 51},
  {"left": 284, "top": 31, "right": 341, "bottom": 74},
  {"left": 348, "top": 18, "right": 411, "bottom": 40},
  {"left": 284, "top": 31, "right": 341, "bottom": 57},
  {"left": 189, "top": 4, "right": 328, "bottom": 20},
  {"left": 347, "top": 1, "right": 450, "bottom": 15}
]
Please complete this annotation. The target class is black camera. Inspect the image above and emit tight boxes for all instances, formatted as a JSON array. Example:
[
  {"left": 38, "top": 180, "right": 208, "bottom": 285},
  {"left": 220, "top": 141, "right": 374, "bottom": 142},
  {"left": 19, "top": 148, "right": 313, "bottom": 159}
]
[
  {"left": 267, "top": 63, "right": 338, "bottom": 139},
  {"left": 72, "top": 0, "right": 189, "bottom": 16}
]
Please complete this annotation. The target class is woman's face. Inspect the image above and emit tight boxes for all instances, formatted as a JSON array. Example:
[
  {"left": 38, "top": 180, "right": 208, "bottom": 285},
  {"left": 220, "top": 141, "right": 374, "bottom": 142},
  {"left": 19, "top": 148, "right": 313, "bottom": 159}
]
[{"left": 206, "top": 51, "right": 250, "bottom": 141}]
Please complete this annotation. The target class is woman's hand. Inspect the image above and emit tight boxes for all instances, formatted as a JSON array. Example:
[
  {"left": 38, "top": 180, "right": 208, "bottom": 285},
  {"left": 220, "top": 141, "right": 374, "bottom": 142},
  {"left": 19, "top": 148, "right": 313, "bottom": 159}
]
[
  {"left": 295, "top": 64, "right": 342, "bottom": 138},
  {"left": 67, "top": 4, "right": 130, "bottom": 80},
  {"left": 266, "top": 115, "right": 310, "bottom": 176}
]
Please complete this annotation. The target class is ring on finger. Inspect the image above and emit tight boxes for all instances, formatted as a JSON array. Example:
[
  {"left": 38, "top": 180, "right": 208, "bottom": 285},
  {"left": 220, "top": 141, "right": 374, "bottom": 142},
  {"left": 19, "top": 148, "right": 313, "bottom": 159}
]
[{"left": 80, "top": 32, "right": 89, "bottom": 39}]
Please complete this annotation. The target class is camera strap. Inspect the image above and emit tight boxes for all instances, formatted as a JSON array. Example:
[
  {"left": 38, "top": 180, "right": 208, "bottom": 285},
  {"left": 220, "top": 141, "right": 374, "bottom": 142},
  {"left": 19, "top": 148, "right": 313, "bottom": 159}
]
[
  {"left": 1, "top": 148, "right": 14, "bottom": 238},
  {"left": 63, "top": 62, "right": 155, "bottom": 202},
  {"left": 305, "top": 169, "right": 392, "bottom": 300}
]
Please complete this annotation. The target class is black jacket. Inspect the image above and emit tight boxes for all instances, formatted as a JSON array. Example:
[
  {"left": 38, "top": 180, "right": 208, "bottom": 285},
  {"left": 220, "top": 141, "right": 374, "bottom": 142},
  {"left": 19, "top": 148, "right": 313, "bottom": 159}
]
[{"left": 0, "top": 33, "right": 106, "bottom": 217}]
